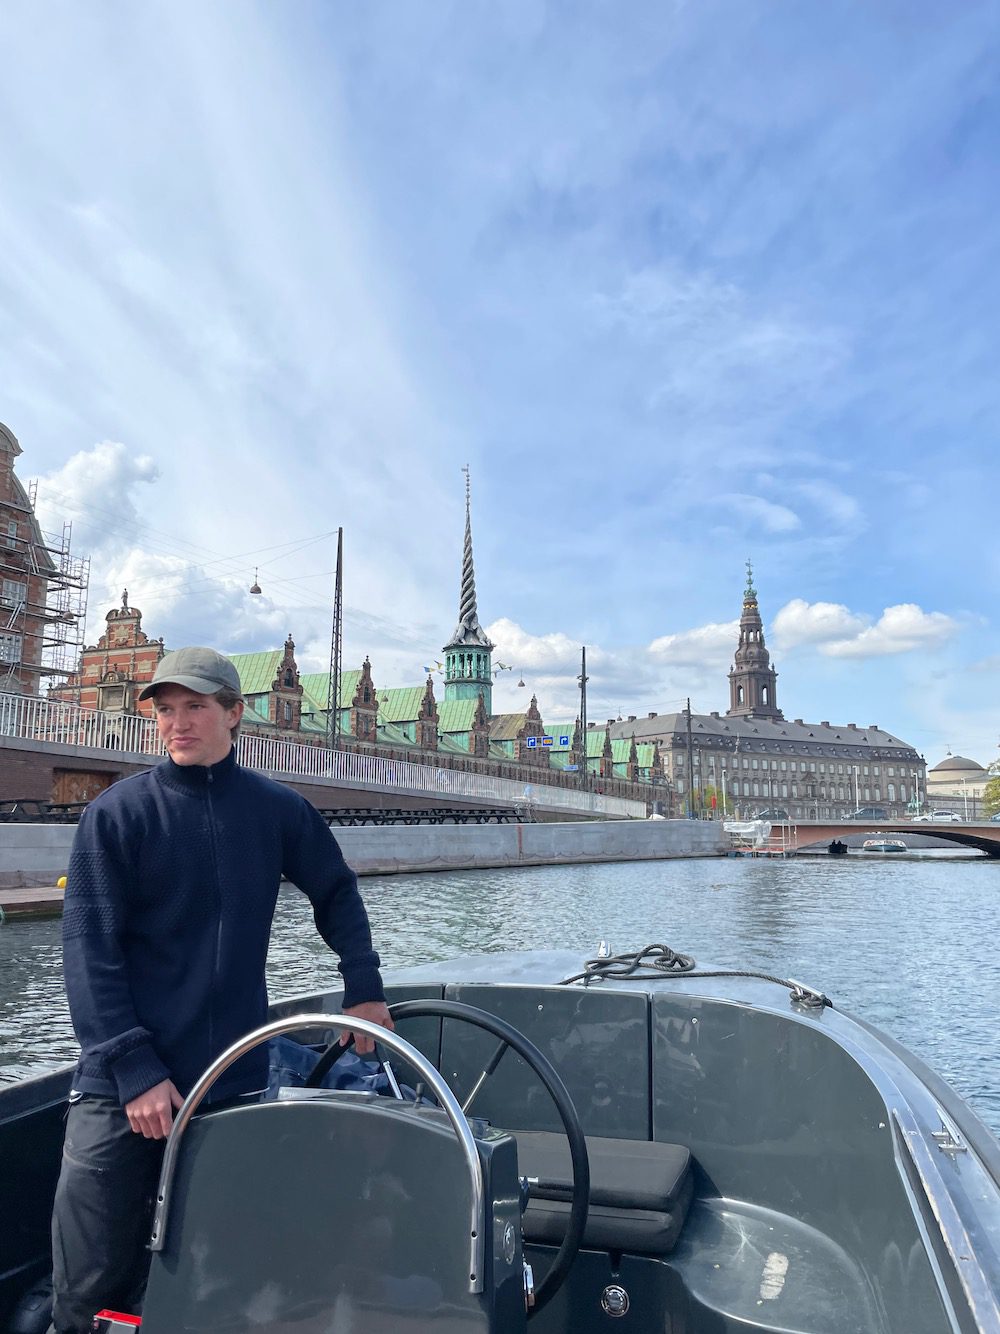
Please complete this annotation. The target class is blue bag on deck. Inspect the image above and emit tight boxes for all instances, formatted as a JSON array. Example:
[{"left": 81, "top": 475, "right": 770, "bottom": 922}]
[{"left": 266, "top": 1035, "right": 417, "bottom": 1100}]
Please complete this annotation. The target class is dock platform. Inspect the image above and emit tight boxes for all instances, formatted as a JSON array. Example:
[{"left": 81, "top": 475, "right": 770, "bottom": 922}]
[{"left": 0, "top": 886, "right": 64, "bottom": 920}]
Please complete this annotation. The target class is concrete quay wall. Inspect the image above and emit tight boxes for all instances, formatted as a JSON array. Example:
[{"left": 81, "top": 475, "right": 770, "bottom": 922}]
[
  {"left": 0, "top": 819, "right": 725, "bottom": 888},
  {"left": 335, "top": 818, "right": 725, "bottom": 874}
]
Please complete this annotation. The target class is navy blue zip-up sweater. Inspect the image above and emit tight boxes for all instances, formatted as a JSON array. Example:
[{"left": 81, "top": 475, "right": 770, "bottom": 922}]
[{"left": 62, "top": 748, "right": 385, "bottom": 1107}]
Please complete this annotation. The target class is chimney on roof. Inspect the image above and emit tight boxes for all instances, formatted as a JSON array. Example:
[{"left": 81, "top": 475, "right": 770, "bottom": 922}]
[
  {"left": 627, "top": 715, "right": 636, "bottom": 722},
  {"left": 606, "top": 719, "right": 614, "bottom": 727},
  {"left": 821, "top": 721, "right": 830, "bottom": 727},
  {"left": 648, "top": 712, "right": 657, "bottom": 719},
  {"left": 848, "top": 722, "right": 857, "bottom": 729},
  {"left": 710, "top": 711, "right": 720, "bottom": 718},
  {"left": 870, "top": 725, "right": 878, "bottom": 731}
]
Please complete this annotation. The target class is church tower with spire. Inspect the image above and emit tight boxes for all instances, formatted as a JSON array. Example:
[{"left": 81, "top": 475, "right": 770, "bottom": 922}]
[
  {"left": 727, "top": 560, "right": 783, "bottom": 721},
  {"left": 443, "top": 467, "right": 494, "bottom": 714}
]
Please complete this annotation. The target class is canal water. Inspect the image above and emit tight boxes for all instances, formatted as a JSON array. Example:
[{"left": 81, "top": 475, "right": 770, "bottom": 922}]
[{"left": 1, "top": 851, "right": 997, "bottom": 1135}]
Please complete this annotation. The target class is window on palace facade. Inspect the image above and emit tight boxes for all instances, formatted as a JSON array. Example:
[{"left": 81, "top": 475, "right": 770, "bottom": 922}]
[
  {"left": 887, "top": 784, "right": 895, "bottom": 801},
  {"left": 874, "top": 788, "right": 881, "bottom": 801},
  {"left": 1, "top": 579, "right": 26, "bottom": 606},
  {"left": 864, "top": 766, "right": 869, "bottom": 776},
  {"left": 743, "top": 781, "right": 750, "bottom": 796},
  {"left": 781, "top": 783, "right": 788, "bottom": 798},
  {"left": 5, "top": 522, "right": 16, "bottom": 549},
  {"left": 900, "top": 783, "right": 907, "bottom": 800},
  {"left": 0, "top": 632, "right": 22, "bottom": 662},
  {"left": 752, "top": 782, "right": 759, "bottom": 797},
  {"left": 284, "top": 701, "right": 293, "bottom": 722},
  {"left": 752, "top": 758, "right": 758, "bottom": 770},
  {"left": 874, "top": 767, "right": 880, "bottom": 776}
]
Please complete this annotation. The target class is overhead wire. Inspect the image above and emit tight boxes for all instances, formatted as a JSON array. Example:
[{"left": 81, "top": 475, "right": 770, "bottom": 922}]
[{"left": 34, "top": 480, "right": 341, "bottom": 609}]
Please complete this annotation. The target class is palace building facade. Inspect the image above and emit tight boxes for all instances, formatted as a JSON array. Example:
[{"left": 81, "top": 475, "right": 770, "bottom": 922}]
[{"left": 608, "top": 566, "right": 925, "bottom": 821}]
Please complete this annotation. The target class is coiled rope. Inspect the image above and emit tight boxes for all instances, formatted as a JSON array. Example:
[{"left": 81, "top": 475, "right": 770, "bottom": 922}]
[{"left": 557, "top": 942, "right": 831, "bottom": 1008}]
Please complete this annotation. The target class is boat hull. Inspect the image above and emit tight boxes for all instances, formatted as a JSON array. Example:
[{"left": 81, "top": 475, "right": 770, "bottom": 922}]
[{"left": 3, "top": 951, "right": 999, "bottom": 1333}]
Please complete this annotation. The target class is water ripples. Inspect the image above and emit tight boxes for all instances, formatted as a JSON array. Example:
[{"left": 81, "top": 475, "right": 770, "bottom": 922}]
[{"left": 1, "top": 852, "right": 997, "bottom": 1132}]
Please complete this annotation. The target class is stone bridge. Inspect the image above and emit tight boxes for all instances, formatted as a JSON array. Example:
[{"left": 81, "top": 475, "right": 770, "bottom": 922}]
[{"left": 789, "top": 820, "right": 1000, "bottom": 857}]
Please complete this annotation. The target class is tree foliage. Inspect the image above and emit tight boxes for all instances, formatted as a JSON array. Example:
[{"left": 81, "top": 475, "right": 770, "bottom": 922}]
[{"left": 983, "top": 759, "right": 1000, "bottom": 818}]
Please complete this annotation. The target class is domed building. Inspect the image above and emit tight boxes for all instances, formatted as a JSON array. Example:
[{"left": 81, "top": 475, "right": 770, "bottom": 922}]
[{"left": 926, "top": 754, "right": 990, "bottom": 818}]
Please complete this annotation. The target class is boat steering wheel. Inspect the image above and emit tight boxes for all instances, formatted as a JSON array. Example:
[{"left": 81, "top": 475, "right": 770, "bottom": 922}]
[{"left": 307, "top": 998, "right": 589, "bottom": 1316}]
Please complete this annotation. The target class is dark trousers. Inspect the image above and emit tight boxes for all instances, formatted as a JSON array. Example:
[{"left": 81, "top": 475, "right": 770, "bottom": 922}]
[{"left": 49, "top": 1095, "right": 165, "bottom": 1334}]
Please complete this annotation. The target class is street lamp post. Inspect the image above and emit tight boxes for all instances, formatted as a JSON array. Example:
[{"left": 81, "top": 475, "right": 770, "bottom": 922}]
[
  {"left": 959, "top": 778, "right": 969, "bottom": 822},
  {"left": 721, "top": 767, "right": 727, "bottom": 817},
  {"left": 852, "top": 765, "right": 860, "bottom": 811}
]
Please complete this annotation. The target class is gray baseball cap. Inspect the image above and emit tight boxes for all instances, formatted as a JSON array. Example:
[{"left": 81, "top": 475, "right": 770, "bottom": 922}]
[{"left": 139, "top": 647, "right": 243, "bottom": 701}]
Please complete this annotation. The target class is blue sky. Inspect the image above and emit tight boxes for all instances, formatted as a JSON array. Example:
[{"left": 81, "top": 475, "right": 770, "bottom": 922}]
[{"left": 1, "top": 1, "right": 997, "bottom": 766}]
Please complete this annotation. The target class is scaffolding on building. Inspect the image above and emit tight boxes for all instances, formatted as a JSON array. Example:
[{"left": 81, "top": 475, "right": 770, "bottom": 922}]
[{"left": 8, "top": 482, "right": 92, "bottom": 696}]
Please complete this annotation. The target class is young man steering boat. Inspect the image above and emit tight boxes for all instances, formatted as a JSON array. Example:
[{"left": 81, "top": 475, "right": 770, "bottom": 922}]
[{"left": 48, "top": 646, "right": 393, "bottom": 1334}]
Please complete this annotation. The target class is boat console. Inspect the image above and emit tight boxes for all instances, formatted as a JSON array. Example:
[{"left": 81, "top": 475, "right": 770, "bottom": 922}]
[{"left": 141, "top": 1015, "right": 532, "bottom": 1333}]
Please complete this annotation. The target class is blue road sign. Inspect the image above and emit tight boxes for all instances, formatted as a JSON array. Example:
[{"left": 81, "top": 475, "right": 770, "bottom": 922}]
[
  {"left": 542, "top": 736, "right": 553, "bottom": 746},
  {"left": 558, "top": 734, "right": 570, "bottom": 746},
  {"left": 526, "top": 736, "right": 537, "bottom": 748}
]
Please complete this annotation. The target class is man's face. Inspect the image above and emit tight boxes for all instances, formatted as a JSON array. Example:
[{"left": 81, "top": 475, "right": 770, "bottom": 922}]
[{"left": 153, "top": 684, "right": 243, "bottom": 767}]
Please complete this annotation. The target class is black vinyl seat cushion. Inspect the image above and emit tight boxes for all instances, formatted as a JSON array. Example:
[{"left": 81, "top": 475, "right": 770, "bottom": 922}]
[{"left": 515, "top": 1132, "right": 694, "bottom": 1256}]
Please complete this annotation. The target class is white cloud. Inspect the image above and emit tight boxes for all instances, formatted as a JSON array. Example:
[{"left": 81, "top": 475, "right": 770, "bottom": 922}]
[
  {"left": 772, "top": 598, "right": 869, "bottom": 649},
  {"left": 89, "top": 550, "right": 291, "bottom": 653},
  {"left": 717, "top": 494, "right": 801, "bottom": 534},
  {"left": 773, "top": 598, "right": 957, "bottom": 659},
  {"left": 482, "top": 616, "right": 739, "bottom": 721},
  {"left": 486, "top": 617, "right": 582, "bottom": 672},
  {"left": 33, "top": 441, "right": 159, "bottom": 554},
  {"left": 823, "top": 604, "right": 958, "bottom": 659},
  {"left": 648, "top": 620, "right": 739, "bottom": 668}
]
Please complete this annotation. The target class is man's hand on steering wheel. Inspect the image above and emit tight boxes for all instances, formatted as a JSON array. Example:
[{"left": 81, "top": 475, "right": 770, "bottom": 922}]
[{"left": 340, "top": 1000, "right": 395, "bottom": 1055}]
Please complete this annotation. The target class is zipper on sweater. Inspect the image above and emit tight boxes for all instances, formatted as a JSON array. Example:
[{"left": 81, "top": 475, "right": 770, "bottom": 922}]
[{"left": 205, "top": 769, "right": 223, "bottom": 1076}]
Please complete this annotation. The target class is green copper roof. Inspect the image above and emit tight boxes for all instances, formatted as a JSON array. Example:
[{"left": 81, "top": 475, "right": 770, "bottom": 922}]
[
  {"left": 299, "top": 670, "right": 362, "bottom": 714},
  {"left": 230, "top": 651, "right": 282, "bottom": 696},
  {"left": 438, "top": 732, "right": 470, "bottom": 754},
  {"left": 379, "top": 686, "right": 427, "bottom": 724},
  {"left": 376, "top": 718, "right": 413, "bottom": 746},
  {"left": 438, "top": 699, "right": 478, "bottom": 734},
  {"left": 489, "top": 712, "right": 528, "bottom": 742},
  {"left": 585, "top": 729, "right": 608, "bottom": 757}
]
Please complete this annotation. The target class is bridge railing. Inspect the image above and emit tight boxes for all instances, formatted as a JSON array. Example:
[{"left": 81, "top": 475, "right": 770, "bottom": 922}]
[{"left": 0, "top": 692, "right": 645, "bottom": 820}]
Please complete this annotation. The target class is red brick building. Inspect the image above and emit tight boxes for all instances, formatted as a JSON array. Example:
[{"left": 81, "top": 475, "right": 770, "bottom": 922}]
[
  {"left": 51, "top": 590, "right": 165, "bottom": 716},
  {"left": 0, "top": 422, "right": 56, "bottom": 694}
]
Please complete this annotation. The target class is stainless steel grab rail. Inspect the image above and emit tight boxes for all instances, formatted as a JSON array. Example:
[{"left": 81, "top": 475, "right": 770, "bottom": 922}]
[{"left": 148, "top": 1014, "right": 486, "bottom": 1293}]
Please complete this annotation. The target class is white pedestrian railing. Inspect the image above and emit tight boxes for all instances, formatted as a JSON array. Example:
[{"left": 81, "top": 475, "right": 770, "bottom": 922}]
[{"left": 0, "top": 692, "right": 645, "bottom": 819}]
